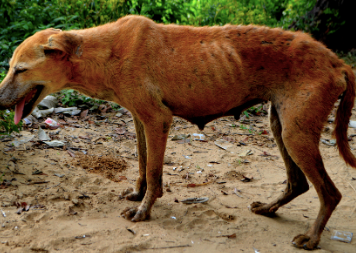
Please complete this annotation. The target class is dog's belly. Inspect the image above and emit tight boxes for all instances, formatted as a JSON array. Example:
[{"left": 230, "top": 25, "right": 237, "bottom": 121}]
[{"left": 170, "top": 98, "right": 265, "bottom": 130}]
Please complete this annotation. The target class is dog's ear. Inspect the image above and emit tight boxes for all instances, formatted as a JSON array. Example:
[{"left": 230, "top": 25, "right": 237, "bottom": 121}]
[{"left": 43, "top": 32, "right": 83, "bottom": 59}]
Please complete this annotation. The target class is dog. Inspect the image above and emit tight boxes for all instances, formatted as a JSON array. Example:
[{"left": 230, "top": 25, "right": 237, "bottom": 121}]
[{"left": 0, "top": 15, "right": 355, "bottom": 250}]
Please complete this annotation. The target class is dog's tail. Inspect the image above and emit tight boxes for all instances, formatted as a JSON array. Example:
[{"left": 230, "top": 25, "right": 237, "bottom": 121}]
[{"left": 334, "top": 66, "right": 356, "bottom": 168}]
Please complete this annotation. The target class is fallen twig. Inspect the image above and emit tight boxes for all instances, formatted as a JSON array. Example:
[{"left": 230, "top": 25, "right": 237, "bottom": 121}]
[
  {"left": 233, "top": 188, "right": 244, "bottom": 198},
  {"left": 145, "top": 244, "right": 191, "bottom": 250},
  {"left": 349, "top": 182, "right": 356, "bottom": 194},
  {"left": 184, "top": 181, "right": 212, "bottom": 187}
]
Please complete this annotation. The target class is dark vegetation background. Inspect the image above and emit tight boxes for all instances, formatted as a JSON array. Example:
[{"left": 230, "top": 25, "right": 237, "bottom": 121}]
[
  {"left": 0, "top": 0, "right": 355, "bottom": 133},
  {"left": 1, "top": 0, "right": 355, "bottom": 71}
]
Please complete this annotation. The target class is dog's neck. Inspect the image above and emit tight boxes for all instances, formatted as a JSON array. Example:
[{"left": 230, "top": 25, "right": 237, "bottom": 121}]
[{"left": 65, "top": 31, "right": 122, "bottom": 103}]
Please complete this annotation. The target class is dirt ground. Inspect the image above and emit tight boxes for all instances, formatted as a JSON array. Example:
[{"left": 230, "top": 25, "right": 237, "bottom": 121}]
[{"left": 1, "top": 97, "right": 356, "bottom": 253}]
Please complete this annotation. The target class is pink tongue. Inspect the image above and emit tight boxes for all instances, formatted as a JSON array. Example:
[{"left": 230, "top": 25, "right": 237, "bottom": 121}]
[
  {"left": 14, "top": 97, "right": 26, "bottom": 125},
  {"left": 14, "top": 89, "right": 37, "bottom": 125}
]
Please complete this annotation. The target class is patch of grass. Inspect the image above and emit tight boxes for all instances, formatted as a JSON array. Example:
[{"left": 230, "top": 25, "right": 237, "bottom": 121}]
[
  {"left": 58, "top": 89, "right": 120, "bottom": 111},
  {"left": 337, "top": 50, "right": 356, "bottom": 68},
  {"left": 0, "top": 110, "right": 23, "bottom": 135},
  {"left": 0, "top": 70, "right": 23, "bottom": 135}
]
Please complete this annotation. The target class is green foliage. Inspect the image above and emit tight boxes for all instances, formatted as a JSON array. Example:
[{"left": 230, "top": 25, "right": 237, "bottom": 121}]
[
  {"left": 59, "top": 89, "right": 98, "bottom": 107},
  {"left": 0, "top": 0, "right": 194, "bottom": 71},
  {"left": 0, "top": 70, "right": 23, "bottom": 135},
  {"left": 58, "top": 89, "right": 120, "bottom": 110},
  {"left": 0, "top": 109, "right": 23, "bottom": 135},
  {"left": 187, "top": 0, "right": 316, "bottom": 27},
  {"left": 0, "top": 0, "right": 327, "bottom": 73},
  {"left": 2, "top": 0, "right": 353, "bottom": 117},
  {"left": 337, "top": 50, "right": 356, "bottom": 68}
]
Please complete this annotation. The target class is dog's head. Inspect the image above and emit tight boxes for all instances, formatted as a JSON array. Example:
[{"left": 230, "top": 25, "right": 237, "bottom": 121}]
[{"left": 0, "top": 28, "right": 83, "bottom": 124}]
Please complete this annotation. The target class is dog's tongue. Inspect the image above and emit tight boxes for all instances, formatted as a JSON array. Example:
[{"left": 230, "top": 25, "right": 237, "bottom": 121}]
[
  {"left": 14, "top": 89, "right": 36, "bottom": 125},
  {"left": 14, "top": 98, "right": 26, "bottom": 125}
]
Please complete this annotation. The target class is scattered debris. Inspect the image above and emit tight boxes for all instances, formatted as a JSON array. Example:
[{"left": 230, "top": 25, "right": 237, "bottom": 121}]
[
  {"left": 75, "top": 235, "right": 91, "bottom": 239},
  {"left": 69, "top": 206, "right": 77, "bottom": 215},
  {"left": 38, "top": 127, "right": 51, "bottom": 141},
  {"left": 192, "top": 133, "right": 206, "bottom": 141},
  {"left": 23, "top": 115, "right": 37, "bottom": 125},
  {"left": 185, "top": 181, "right": 212, "bottom": 188},
  {"left": 214, "top": 139, "right": 233, "bottom": 150},
  {"left": 321, "top": 139, "right": 336, "bottom": 146},
  {"left": 330, "top": 230, "right": 353, "bottom": 243},
  {"left": 171, "top": 134, "right": 190, "bottom": 141},
  {"left": 238, "top": 150, "right": 253, "bottom": 157},
  {"left": 54, "top": 107, "right": 80, "bottom": 115},
  {"left": 233, "top": 188, "right": 243, "bottom": 198},
  {"left": 32, "top": 107, "right": 54, "bottom": 118},
  {"left": 38, "top": 95, "right": 58, "bottom": 109},
  {"left": 11, "top": 135, "right": 35, "bottom": 147},
  {"left": 217, "top": 233, "right": 236, "bottom": 239},
  {"left": 127, "top": 228, "right": 136, "bottom": 235},
  {"left": 253, "top": 247, "right": 261, "bottom": 253},
  {"left": 349, "top": 121, "right": 356, "bottom": 128},
  {"left": 14, "top": 202, "right": 45, "bottom": 214},
  {"left": 180, "top": 197, "right": 209, "bottom": 204},
  {"left": 44, "top": 118, "right": 60, "bottom": 130},
  {"left": 241, "top": 175, "right": 253, "bottom": 182},
  {"left": 43, "top": 140, "right": 65, "bottom": 147}
]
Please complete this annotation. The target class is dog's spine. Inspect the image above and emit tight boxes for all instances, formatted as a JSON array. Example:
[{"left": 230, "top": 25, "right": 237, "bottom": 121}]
[{"left": 334, "top": 66, "right": 356, "bottom": 168}]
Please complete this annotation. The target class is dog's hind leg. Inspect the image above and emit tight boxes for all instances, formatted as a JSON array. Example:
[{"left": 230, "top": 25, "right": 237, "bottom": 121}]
[
  {"left": 249, "top": 103, "right": 309, "bottom": 215},
  {"left": 285, "top": 134, "right": 341, "bottom": 249},
  {"left": 125, "top": 116, "right": 147, "bottom": 201},
  {"left": 121, "top": 111, "right": 173, "bottom": 221},
  {"left": 253, "top": 97, "right": 341, "bottom": 249}
]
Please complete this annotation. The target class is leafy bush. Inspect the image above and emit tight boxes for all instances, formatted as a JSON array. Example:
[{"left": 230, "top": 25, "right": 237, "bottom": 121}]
[
  {"left": 0, "top": 110, "right": 23, "bottom": 135},
  {"left": 0, "top": 70, "right": 23, "bottom": 135},
  {"left": 186, "top": 0, "right": 316, "bottom": 27},
  {"left": 0, "top": 0, "right": 327, "bottom": 73}
]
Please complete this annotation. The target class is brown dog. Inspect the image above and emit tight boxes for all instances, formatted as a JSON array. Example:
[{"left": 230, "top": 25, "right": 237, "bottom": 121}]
[{"left": 0, "top": 15, "right": 355, "bottom": 249}]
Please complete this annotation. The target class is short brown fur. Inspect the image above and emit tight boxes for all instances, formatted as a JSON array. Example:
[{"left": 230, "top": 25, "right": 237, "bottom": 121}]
[{"left": 1, "top": 15, "right": 355, "bottom": 250}]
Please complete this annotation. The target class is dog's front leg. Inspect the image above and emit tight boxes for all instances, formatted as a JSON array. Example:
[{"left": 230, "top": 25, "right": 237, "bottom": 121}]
[
  {"left": 121, "top": 113, "right": 172, "bottom": 221},
  {"left": 125, "top": 116, "right": 147, "bottom": 201}
]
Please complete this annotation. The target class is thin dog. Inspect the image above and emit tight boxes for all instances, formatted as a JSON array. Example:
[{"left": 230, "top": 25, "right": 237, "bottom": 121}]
[{"left": 0, "top": 15, "right": 355, "bottom": 250}]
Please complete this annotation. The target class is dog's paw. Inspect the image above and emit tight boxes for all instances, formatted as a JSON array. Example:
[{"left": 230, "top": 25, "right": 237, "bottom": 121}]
[
  {"left": 248, "top": 201, "right": 277, "bottom": 216},
  {"left": 125, "top": 192, "right": 145, "bottom": 201},
  {"left": 121, "top": 187, "right": 144, "bottom": 201},
  {"left": 121, "top": 206, "right": 150, "bottom": 222},
  {"left": 292, "top": 234, "right": 320, "bottom": 250}
]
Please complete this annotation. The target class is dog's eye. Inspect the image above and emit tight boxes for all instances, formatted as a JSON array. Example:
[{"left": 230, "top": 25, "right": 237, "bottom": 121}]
[
  {"left": 44, "top": 49, "right": 57, "bottom": 56},
  {"left": 15, "top": 68, "right": 27, "bottom": 74}
]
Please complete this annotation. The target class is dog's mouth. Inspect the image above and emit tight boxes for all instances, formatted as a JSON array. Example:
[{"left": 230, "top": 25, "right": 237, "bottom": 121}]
[{"left": 14, "top": 85, "right": 44, "bottom": 124}]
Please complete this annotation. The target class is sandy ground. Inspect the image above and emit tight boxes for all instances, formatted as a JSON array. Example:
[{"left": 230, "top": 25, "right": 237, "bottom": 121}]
[{"left": 0, "top": 100, "right": 356, "bottom": 253}]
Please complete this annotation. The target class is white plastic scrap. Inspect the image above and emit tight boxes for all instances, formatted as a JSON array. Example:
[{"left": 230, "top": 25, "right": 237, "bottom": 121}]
[
  {"left": 31, "top": 107, "right": 54, "bottom": 118},
  {"left": 38, "top": 127, "right": 51, "bottom": 141},
  {"left": 43, "top": 140, "right": 65, "bottom": 147},
  {"left": 11, "top": 135, "right": 35, "bottom": 147},
  {"left": 253, "top": 247, "right": 260, "bottom": 253},
  {"left": 54, "top": 107, "right": 78, "bottom": 113},
  {"left": 192, "top": 133, "right": 205, "bottom": 141},
  {"left": 38, "top": 95, "right": 58, "bottom": 109},
  {"left": 330, "top": 230, "right": 353, "bottom": 243},
  {"left": 349, "top": 121, "right": 356, "bottom": 128},
  {"left": 214, "top": 139, "right": 233, "bottom": 150}
]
